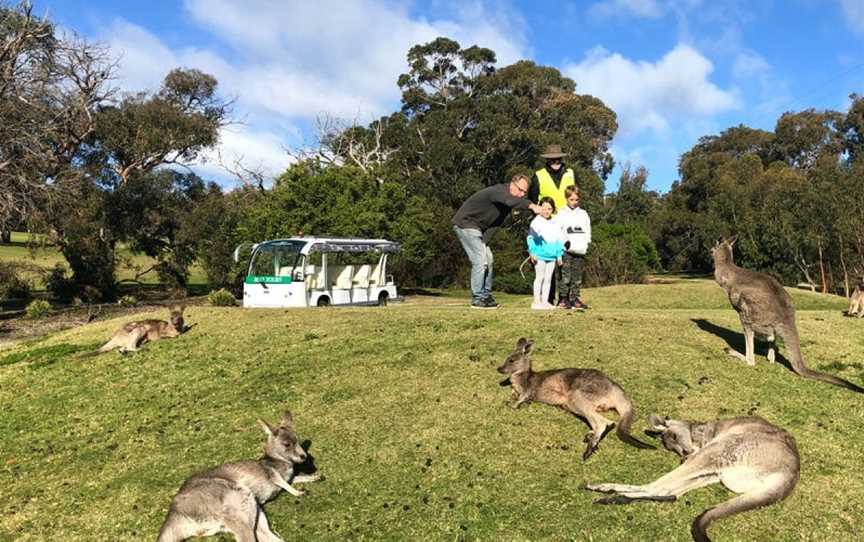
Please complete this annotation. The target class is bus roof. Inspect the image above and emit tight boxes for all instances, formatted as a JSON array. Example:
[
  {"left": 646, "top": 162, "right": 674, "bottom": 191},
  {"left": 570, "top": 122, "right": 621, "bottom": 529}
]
[{"left": 256, "top": 237, "right": 400, "bottom": 254}]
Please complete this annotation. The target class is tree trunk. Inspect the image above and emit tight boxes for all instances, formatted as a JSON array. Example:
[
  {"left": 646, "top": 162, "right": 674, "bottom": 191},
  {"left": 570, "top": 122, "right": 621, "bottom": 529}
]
[
  {"left": 818, "top": 239, "right": 827, "bottom": 294},
  {"left": 0, "top": 229, "right": 10, "bottom": 244},
  {"left": 840, "top": 234, "right": 850, "bottom": 297}
]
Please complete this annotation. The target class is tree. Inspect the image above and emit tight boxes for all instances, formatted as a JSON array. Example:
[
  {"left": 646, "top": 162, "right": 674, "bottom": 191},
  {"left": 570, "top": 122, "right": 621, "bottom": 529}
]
[
  {"left": 95, "top": 69, "right": 229, "bottom": 185},
  {"left": 0, "top": 1, "right": 116, "bottom": 235}
]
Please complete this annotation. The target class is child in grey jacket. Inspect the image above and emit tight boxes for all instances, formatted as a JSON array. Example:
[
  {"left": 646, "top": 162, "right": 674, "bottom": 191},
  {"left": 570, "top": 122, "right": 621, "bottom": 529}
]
[{"left": 553, "top": 185, "right": 591, "bottom": 309}]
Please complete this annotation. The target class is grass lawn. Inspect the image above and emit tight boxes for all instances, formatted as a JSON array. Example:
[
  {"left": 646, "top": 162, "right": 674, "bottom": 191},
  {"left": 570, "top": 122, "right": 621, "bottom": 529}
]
[
  {"left": 0, "top": 232, "right": 206, "bottom": 290},
  {"left": 1, "top": 277, "right": 863, "bottom": 541}
]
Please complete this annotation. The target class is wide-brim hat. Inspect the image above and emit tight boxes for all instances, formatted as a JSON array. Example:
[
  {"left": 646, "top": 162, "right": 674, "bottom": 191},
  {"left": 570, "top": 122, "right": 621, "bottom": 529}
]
[{"left": 540, "top": 144, "right": 568, "bottom": 159}]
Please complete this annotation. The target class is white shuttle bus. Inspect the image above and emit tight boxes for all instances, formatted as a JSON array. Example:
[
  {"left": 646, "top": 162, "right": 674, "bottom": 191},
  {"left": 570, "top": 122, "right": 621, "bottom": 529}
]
[{"left": 236, "top": 237, "right": 400, "bottom": 308}]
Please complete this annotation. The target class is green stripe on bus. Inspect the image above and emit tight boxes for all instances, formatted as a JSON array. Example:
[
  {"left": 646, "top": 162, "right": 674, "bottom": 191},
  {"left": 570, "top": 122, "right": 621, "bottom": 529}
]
[{"left": 245, "top": 275, "right": 293, "bottom": 284}]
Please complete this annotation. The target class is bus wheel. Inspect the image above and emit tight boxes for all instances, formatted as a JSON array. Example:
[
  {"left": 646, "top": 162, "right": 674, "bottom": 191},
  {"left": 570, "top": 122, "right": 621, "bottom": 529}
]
[
  {"left": 378, "top": 292, "right": 389, "bottom": 307},
  {"left": 317, "top": 296, "right": 331, "bottom": 307}
]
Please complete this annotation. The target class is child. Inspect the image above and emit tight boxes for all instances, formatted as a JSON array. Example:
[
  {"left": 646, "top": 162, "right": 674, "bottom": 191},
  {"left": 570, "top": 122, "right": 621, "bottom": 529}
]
[
  {"left": 553, "top": 185, "right": 591, "bottom": 309},
  {"left": 527, "top": 197, "right": 566, "bottom": 310}
]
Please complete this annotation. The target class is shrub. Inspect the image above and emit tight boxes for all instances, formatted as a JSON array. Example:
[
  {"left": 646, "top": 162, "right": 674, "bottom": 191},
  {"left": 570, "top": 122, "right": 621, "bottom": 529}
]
[
  {"left": 45, "top": 264, "right": 79, "bottom": 303},
  {"left": 117, "top": 295, "right": 138, "bottom": 307},
  {"left": 25, "top": 299, "right": 52, "bottom": 319},
  {"left": 208, "top": 288, "right": 236, "bottom": 306},
  {"left": 0, "top": 265, "right": 32, "bottom": 301},
  {"left": 585, "top": 223, "right": 660, "bottom": 287}
]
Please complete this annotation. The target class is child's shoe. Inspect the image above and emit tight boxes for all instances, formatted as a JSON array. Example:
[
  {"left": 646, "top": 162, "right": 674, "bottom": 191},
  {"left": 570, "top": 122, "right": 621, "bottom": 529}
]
[{"left": 557, "top": 299, "right": 572, "bottom": 310}]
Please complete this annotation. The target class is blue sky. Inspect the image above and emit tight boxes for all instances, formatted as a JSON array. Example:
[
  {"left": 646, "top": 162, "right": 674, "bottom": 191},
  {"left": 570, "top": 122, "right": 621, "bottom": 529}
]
[{"left": 41, "top": 0, "right": 864, "bottom": 192}]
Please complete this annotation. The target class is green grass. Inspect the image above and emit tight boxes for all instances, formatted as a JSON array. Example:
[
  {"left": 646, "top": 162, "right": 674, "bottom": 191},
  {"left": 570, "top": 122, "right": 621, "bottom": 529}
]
[
  {"left": 1, "top": 278, "right": 863, "bottom": 541},
  {"left": 0, "top": 231, "right": 206, "bottom": 289}
]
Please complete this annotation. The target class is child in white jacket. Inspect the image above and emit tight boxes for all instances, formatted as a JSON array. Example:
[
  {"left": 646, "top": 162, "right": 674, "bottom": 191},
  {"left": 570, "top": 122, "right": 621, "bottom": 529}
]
[{"left": 553, "top": 185, "right": 591, "bottom": 309}]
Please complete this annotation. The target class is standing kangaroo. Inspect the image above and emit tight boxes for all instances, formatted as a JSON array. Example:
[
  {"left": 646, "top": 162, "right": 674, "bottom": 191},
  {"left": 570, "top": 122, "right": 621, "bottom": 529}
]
[
  {"left": 846, "top": 276, "right": 864, "bottom": 318},
  {"left": 83, "top": 304, "right": 186, "bottom": 356},
  {"left": 157, "top": 410, "right": 323, "bottom": 542},
  {"left": 497, "top": 338, "right": 654, "bottom": 460},
  {"left": 712, "top": 238, "right": 864, "bottom": 393},
  {"left": 585, "top": 415, "right": 800, "bottom": 542}
]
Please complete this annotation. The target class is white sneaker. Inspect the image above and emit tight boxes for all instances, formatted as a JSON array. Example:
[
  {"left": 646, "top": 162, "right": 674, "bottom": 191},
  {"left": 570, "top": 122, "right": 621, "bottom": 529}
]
[
  {"left": 542, "top": 302, "right": 556, "bottom": 310},
  {"left": 531, "top": 302, "right": 545, "bottom": 310}
]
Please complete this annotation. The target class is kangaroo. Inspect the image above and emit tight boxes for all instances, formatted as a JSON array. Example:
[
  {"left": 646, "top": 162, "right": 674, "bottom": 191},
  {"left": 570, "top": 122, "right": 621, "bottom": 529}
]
[
  {"left": 82, "top": 304, "right": 186, "bottom": 356},
  {"left": 712, "top": 238, "right": 864, "bottom": 393},
  {"left": 585, "top": 415, "right": 800, "bottom": 542},
  {"left": 845, "top": 276, "right": 864, "bottom": 318},
  {"left": 157, "top": 410, "right": 323, "bottom": 542},
  {"left": 497, "top": 338, "right": 654, "bottom": 460}
]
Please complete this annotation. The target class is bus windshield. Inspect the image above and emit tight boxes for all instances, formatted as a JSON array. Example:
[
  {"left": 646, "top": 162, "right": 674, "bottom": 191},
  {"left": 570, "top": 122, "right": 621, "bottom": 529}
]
[{"left": 247, "top": 241, "right": 305, "bottom": 282}]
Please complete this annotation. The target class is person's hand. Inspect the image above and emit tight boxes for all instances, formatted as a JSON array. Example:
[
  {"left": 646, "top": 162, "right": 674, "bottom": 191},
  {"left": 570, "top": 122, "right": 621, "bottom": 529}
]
[
  {"left": 529, "top": 203, "right": 542, "bottom": 214},
  {"left": 530, "top": 256, "right": 537, "bottom": 264}
]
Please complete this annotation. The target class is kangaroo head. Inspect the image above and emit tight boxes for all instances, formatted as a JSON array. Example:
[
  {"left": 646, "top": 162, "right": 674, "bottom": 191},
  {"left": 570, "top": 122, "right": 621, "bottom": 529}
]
[
  {"left": 168, "top": 304, "right": 185, "bottom": 331},
  {"left": 647, "top": 414, "right": 698, "bottom": 460},
  {"left": 259, "top": 410, "right": 307, "bottom": 464},
  {"left": 710, "top": 237, "right": 736, "bottom": 266},
  {"left": 497, "top": 338, "right": 533, "bottom": 375}
]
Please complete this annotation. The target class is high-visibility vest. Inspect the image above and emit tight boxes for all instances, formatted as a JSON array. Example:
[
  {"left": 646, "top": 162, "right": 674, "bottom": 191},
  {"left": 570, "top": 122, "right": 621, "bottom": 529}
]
[{"left": 536, "top": 167, "right": 575, "bottom": 214}]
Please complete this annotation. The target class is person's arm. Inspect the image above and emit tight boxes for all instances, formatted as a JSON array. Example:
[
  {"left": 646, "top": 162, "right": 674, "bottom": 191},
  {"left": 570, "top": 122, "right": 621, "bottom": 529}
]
[
  {"left": 585, "top": 211, "right": 592, "bottom": 244},
  {"left": 490, "top": 186, "right": 542, "bottom": 214}
]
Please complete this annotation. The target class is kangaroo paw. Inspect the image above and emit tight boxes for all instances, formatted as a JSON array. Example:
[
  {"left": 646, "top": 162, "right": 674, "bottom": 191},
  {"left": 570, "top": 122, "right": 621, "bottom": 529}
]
[{"left": 582, "top": 443, "right": 598, "bottom": 461}]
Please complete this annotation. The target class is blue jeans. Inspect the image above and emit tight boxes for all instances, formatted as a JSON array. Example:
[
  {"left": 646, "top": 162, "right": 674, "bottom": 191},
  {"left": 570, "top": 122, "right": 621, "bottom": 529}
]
[{"left": 453, "top": 226, "right": 493, "bottom": 301}]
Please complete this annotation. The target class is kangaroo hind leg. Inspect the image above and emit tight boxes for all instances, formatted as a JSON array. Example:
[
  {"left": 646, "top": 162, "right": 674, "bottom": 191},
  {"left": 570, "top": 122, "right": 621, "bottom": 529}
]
[
  {"left": 578, "top": 405, "right": 615, "bottom": 461},
  {"left": 254, "top": 506, "right": 285, "bottom": 542}
]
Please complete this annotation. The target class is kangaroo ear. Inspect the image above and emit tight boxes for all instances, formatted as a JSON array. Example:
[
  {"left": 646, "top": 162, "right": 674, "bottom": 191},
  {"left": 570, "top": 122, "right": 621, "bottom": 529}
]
[
  {"left": 258, "top": 419, "right": 277, "bottom": 437},
  {"left": 516, "top": 338, "right": 533, "bottom": 354},
  {"left": 516, "top": 337, "right": 528, "bottom": 348},
  {"left": 728, "top": 235, "right": 737, "bottom": 246},
  {"left": 280, "top": 410, "right": 294, "bottom": 427},
  {"left": 647, "top": 414, "right": 668, "bottom": 431}
]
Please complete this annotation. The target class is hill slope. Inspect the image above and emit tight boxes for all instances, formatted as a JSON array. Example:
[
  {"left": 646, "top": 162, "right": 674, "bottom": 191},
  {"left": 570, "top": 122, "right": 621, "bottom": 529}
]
[{"left": 2, "top": 278, "right": 863, "bottom": 541}]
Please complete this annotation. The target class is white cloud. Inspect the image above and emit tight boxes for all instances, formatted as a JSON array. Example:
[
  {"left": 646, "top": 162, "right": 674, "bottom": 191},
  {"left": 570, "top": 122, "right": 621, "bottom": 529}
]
[
  {"left": 564, "top": 44, "right": 738, "bottom": 136},
  {"left": 840, "top": 0, "right": 864, "bottom": 34},
  {"left": 99, "top": 1, "right": 528, "bottom": 182},
  {"left": 589, "top": 0, "right": 665, "bottom": 19}
]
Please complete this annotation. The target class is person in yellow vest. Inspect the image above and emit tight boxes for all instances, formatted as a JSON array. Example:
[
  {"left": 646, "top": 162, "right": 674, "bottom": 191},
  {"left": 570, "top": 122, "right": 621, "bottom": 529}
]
[
  {"left": 528, "top": 144, "right": 576, "bottom": 212},
  {"left": 529, "top": 144, "right": 576, "bottom": 304}
]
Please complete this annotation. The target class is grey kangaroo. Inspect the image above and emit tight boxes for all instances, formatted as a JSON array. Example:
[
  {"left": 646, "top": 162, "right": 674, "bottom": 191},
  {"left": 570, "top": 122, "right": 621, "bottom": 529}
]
[
  {"left": 497, "top": 338, "right": 654, "bottom": 460},
  {"left": 157, "top": 410, "right": 323, "bottom": 542},
  {"left": 845, "top": 276, "right": 864, "bottom": 318},
  {"left": 83, "top": 304, "right": 186, "bottom": 356},
  {"left": 586, "top": 415, "right": 800, "bottom": 542},
  {"left": 712, "top": 238, "right": 864, "bottom": 393}
]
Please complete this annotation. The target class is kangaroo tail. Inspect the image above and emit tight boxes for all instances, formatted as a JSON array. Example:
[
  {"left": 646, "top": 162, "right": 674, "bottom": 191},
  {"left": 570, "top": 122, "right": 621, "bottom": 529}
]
[
  {"left": 784, "top": 331, "right": 864, "bottom": 394},
  {"left": 77, "top": 341, "right": 115, "bottom": 359},
  {"left": 691, "top": 475, "right": 797, "bottom": 542},
  {"left": 616, "top": 399, "right": 655, "bottom": 450}
]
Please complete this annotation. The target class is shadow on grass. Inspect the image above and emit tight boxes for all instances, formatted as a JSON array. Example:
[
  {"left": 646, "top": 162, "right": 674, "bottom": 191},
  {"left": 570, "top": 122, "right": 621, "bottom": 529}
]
[
  {"left": 690, "top": 318, "right": 795, "bottom": 373},
  {"left": 295, "top": 439, "right": 320, "bottom": 476},
  {"left": 0, "top": 342, "right": 98, "bottom": 368}
]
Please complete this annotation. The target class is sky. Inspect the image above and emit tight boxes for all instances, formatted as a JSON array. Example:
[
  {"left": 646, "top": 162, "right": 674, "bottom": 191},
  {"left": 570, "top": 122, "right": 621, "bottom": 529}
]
[{"left": 39, "top": 0, "right": 864, "bottom": 193}]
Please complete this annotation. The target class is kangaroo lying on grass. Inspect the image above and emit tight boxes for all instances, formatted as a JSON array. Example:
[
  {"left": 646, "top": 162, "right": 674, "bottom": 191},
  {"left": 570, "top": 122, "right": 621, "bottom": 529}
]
[
  {"left": 712, "top": 238, "right": 864, "bottom": 393},
  {"left": 497, "top": 338, "right": 654, "bottom": 460},
  {"left": 845, "top": 276, "right": 864, "bottom": 318},
  {"left": 81, "top": 304, "right": 186, "bottom": 356},
  {"left": 157, "top": 410, "right": 323, "bottom": 542},
  {"left": 586, "top": 415, "right": 800, "bottom": 542}
]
